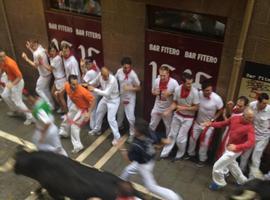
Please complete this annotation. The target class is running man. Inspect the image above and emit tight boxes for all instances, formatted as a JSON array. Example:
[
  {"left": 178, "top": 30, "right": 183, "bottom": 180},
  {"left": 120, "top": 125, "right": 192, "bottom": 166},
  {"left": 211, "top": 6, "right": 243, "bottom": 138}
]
[{"left": 0, "top": 49, "right": 34, "bottom": 125}]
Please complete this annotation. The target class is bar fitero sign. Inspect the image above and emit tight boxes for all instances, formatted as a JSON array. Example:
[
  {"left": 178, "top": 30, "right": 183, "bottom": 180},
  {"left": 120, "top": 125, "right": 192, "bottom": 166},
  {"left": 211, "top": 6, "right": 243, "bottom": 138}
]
[
  {"left": 45, "top": 10, "right": 103, "bottom": 66},
  {"left": 144, "top": 30, "right": 224, "bottom": 119}
]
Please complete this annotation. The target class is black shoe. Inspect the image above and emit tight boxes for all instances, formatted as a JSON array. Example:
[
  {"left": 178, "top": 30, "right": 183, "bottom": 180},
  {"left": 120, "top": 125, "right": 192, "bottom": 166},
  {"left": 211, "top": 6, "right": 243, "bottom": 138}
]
[
  {"left": 196, "top": 161, "right": 206, "bottom": 168},
  {"left": 183, "top": 154, "right": 191, "bottom": 160}
]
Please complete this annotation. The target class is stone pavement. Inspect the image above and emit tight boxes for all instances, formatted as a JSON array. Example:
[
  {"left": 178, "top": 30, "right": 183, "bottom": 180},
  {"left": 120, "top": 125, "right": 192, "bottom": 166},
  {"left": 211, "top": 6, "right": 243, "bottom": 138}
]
[{"left": 0, "top": 100, "right": 236, "bottom": 200}]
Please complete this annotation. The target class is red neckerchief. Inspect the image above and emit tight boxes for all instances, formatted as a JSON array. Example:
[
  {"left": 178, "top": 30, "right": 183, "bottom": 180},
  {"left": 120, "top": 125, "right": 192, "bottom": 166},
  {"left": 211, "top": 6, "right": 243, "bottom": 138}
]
[
  {"left": 203, "top": 93, "right": 211, "bottom": 100},
  {"left": 90, "top": 63, "right": 98, "bottom": 72},
  {"left": 180, "top": 85, "right": 190, "bottom": 98},
  {"left": 63, "top": 53, "right": 73, "bottom": 60},
  {"left": 159, "top": 77, "right": 169, "bottom": 91},
  {"left": 124, "top": 68, "right": 132, "bottom": 80}
]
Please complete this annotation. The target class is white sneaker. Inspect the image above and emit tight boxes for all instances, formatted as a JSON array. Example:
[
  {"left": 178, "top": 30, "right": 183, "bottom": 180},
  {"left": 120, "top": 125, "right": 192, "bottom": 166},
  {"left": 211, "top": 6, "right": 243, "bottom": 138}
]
[
  {"left": 112, "top": 139, "right": 119, "bottom": 146},
  {"left": 24, "top": 118, "right": 34, "bottom": 125},
  {"left": 71, "top": 146, "right": 84, "bottom": 153},
  {"left": 7, "top": 111, "right": 18, "bottom": 117},
  {"left": 59, "top": 130, "right": 69, "bottom": 138},
  {"left": 88, "top": 130, "right": 101, "bottom": 136}
]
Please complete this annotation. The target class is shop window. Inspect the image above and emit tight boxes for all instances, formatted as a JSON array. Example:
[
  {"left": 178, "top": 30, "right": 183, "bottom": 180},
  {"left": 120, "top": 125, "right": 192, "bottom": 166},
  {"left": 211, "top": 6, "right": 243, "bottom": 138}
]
[
  {"left": 147, "top": 5, "right": 226, "bottom": 41},
  {"left": 48, "top": 0, "right": 101, "bottom": 16}
]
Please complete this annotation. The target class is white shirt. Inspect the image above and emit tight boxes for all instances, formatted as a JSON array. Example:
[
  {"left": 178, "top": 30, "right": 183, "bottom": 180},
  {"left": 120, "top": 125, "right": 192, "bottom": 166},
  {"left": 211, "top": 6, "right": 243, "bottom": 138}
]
[
  {"left": 90, "top": 73, "right": 119, "bottom": 100},
  {"left": 196, "top": 91, "right": 223, "bottom": 123},
  {"left": 63, "top": 55, "right": 81, "bottom": 82},
  {"left": 36, "top": 110, "right": 54, "bottom": 130},
  {"left": 33, "top": 45, "right": 51, "bottom": 77},
  {"left": 115, "top": 68, "right": 140, "bottom": 102},
  {"left": 152, "top": 77, "right": 179, "bottom": 111},
  {"left": 249, "top": 100, "right": 270, "bottom": 139},
  {"left": 83, "top": 69, "right": 99, "bottom": 83},
  {"left": 173, "top": 84, "right": 200, "bottom": 117},
  {"left": 49, "top": 55, "right": 65, "bottom": 80}
]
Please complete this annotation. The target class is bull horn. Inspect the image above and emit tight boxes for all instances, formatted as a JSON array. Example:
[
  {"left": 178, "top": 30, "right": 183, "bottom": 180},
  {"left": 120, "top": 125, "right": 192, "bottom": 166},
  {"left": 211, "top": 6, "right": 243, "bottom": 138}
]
[
  {"left": 230, "top": 190, "right": 257, "bottom": 200},
  {"left": 0, "top": 158, "right": 15, "bottom": 173}
]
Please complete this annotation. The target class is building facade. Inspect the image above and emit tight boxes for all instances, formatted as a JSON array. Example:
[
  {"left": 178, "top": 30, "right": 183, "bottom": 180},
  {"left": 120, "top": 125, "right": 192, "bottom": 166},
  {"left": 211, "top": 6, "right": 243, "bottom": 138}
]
[{"left": 0, "top": 0, "right": 270, "bottom": 168}]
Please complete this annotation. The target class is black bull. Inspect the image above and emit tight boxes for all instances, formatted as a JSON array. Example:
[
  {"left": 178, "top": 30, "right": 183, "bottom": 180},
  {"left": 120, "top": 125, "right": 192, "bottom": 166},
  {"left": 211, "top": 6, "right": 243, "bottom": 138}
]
[
  {"left": 12, "top": 150, "right": 142, "bottom": 200},
  {"left": 230, "top": 179, "right": 270, "bottom": 200}
]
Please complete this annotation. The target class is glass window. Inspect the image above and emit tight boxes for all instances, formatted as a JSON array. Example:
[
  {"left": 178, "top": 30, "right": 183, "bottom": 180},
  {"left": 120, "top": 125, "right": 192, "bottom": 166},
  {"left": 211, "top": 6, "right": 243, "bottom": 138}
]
[
  {"left": 48, "top": 0, "right": 101, "bottom": 16},
  {"left": 147, "top": 6, "right": 226, "bottom": 41}
]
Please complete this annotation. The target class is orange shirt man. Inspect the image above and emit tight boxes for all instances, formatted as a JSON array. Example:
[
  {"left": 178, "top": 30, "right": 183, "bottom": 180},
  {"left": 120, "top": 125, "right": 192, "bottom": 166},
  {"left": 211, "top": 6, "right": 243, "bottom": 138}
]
[
  {"left": 0, "top": 50, "right": 33, "bottom": 125},
  {"left": 59, "top": 74, "right": 95, "bottom": 153}
]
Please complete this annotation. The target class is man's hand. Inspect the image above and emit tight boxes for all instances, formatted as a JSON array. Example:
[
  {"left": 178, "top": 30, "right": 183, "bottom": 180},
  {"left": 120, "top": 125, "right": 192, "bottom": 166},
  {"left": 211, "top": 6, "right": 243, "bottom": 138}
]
[
  {"left": 88, "top": 85, "right": 95, "bottom": 92},
  {"left": 176, "top": 105, "right": 187, "bottom": 111},
  {"left": 161, "top": 90, "right": 171, "bottom": 98},
  {"left": 25, "top": 41, "right": 31, "bottom": 50},
  {"left": 201, "top": 121, "right": 212, "bottom": 127},
  {"left": 227, "top": 144, "right": 237, "bottom": 152},
  {"left": 123, "top": 84, "right": 133, "bottom": 92},
  {"left": 162, "top": 109, "right": 171, "bottom": 117},
  {"left": 152, "top": 88, "right": 160, "bottom": 96},
  {"left": 80, "top": 58, "right": 86, "bottom": 67},
  {"left": 6, "top": 82, "right": 13, "bottom": 89},
  {"left": 21, "top": 52, "right": 28, "bottom": 61}
]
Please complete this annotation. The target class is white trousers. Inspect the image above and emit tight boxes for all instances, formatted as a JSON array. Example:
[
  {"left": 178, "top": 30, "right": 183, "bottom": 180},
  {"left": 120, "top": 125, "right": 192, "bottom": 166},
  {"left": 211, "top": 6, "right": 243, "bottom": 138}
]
[
  {"left": 59, "top": 104, "right": 85, "bottom": 150},
  {"left": 93, "top": 97, "right": 121, "bottom": 140},
  {"left": 0, "top": 72, "right": 7, "bottom": 95},
  {"left": 187, "top": 122, "right": 215, "bottom": 161},
  {"left": 33, "top": 124, "right": 67, "bottom": 156},
  {"left": 117, "top": 98, "right": 136, "bottom": 136},
  {"left": 36, "top": 75, "right": 55, "bottom": 109},
  {"left": 149, "top": 107, "right": 172, "bottom": 136},
  {"left": 120, "top": 161, "right": 181, "bottom": 200},
  {"left": 213, "top": 149, "right": 247, "bottom": 186},
  {"left": 1, "top": 79, "right": 33, "bottom": 120},
  {"left": 161, "top": 114, "right": 193, "bottom": 159},
  {"left": 240, "top": 137, "right": 269, "bottom": 174},
  {"left": 89, "top": 94, "right": 100, "bottom": 130}
]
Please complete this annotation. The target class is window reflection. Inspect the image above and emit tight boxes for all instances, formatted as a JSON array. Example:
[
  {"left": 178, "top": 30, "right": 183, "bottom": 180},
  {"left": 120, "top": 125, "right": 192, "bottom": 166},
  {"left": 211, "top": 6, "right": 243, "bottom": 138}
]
[
  {"left": 149, "top": 6, "right": 226, "bottom": 40},
  {"left": 50, "top": 0, "right": 101, "bottom": 16}
]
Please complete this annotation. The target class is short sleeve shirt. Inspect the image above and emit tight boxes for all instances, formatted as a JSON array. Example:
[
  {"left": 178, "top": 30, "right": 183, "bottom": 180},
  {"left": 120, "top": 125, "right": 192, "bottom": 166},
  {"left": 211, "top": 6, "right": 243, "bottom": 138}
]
[
  {"left": 115, "top": 68, "right": 140, "bottom": 102},
  {"left": 173, "top": 84, "right": 200, "bottom": 116},
  {"left": 33, "top": 45, "right": 51, "bottom": 77},
  {"left": 196, "top": 91, "right": 223, "bottom": 123},
  {"left": 152, "top": 77, "right": 179, "bottom": 110}
]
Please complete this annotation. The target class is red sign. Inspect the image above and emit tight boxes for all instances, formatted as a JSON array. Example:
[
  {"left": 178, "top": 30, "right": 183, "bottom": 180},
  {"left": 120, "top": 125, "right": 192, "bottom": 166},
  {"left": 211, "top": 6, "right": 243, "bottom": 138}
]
[
  {"left": 144, "top": 30, "right": 223, "bottom": 119},
  {"left": 45, "top": 11, "right": 103, "bottom": 66}
]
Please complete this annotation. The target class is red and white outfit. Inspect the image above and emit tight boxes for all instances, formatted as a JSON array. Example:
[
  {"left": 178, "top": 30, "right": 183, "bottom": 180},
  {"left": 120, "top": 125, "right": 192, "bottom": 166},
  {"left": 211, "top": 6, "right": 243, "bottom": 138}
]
[
  {"left": 63, "top": 54, "right": 81, "bottom": 108},
  {"left": 240, "top": 101, "right": 270, "bottom": 177},
  {"left": 115, "top": 68, "right": 140, "bottom": 136},
  {"left": 34, "top": 45, "right": 55, "bottom": 109},
  {"left": 217, "top": 108, "right": 243, "bottom": 159},
  {"left": 49, "top": 55, "right": 66, "bottom": 90},
  {"left": 149, "top": 77, "right": 179, "bottom": 136},
  {"left": 210, "top": 116, "right": 255, "bottom": 187},
  {"left": 187, "top": 91, "right": 223, "bottom": 162},
  {"left": 160, "top": 85, "right": 199, "bottom": 159},
  {"left": 59, "top": 83, "right": 95, "bottom": 152},
  {"left": 83, "top": 65, "right": 100, "bottom": 130}
]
